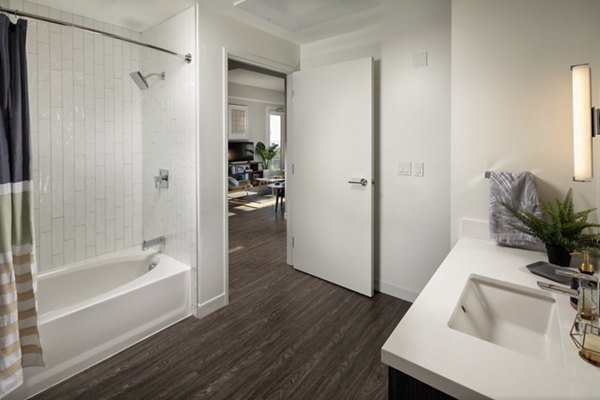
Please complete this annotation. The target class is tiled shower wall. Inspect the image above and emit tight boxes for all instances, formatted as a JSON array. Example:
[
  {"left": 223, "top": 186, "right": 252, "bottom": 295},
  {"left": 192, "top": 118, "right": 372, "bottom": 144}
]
[
  {"left": 3, "top": 0, "right": 144, "bottom": 269},
  {"left": 141, "top": 7, "right": 197, "bottom": 291}
]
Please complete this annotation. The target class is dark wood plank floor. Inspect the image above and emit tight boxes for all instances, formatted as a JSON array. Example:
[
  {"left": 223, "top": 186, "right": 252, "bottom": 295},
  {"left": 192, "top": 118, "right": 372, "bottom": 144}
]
[{"left": 33, "top": 195, "right": 411, "bottom": 400}]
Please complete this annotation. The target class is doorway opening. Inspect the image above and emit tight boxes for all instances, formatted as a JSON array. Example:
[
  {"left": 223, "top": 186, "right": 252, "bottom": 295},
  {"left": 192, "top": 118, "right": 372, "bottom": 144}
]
[{"left": 226, "top": 58, "right": 288, "bottom": 293}]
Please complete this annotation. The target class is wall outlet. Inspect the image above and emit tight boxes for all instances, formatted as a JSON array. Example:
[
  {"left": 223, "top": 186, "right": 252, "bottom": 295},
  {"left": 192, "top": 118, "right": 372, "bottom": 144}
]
[
  {"left": 414, "top": 162, "right": 424, "bottom": 177},
  {"left": 398, "top": 161, "right": 412, "bottom": 176}
]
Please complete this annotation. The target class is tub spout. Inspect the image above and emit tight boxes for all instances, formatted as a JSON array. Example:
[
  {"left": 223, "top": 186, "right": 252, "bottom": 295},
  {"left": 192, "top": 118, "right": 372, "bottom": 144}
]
[{"left": 142, "top": 236, "right": 166, "bottom": 250}]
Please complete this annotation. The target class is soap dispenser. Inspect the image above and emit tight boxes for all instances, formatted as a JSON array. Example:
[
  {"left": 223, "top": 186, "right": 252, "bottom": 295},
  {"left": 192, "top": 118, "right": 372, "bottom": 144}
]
[{"left": 571, "top": 250, "right": 595, "bottom": 309}]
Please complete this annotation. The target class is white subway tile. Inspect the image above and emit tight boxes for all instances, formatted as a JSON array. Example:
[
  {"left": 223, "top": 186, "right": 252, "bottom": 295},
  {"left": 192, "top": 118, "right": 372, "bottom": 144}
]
[
  {"left": 85, "top": 178, "right": 95, "bottom": 213},
  {"left": 123, "top": 195, "right": 133, "bottom": 227},
  {"left": 52, "top": 254, "right": 64, "bottom": 268},
  {"left": 38, "top": 81, "right": 50, "bottom": 119},
  {"left": 64, "top": 203, "right": 75, "bottom": 240},
  {"left": 38, "top": 119, "right": 51, "bottom": 157},
  {"left": 95, "top": 165, "right": 106, "bottom": 199},
  {"left": 52, "top": 217, "right": 63, "bottom": 255},
  {"left": 115, "top": 207, "right": 124, "bottom": 239},
  {"left": 105, "top": 89, "right": 114, "bottom": 121},
  {"left": 75, "top": 226, "right": 86, "bottom": 261},
  {"left": 132, "top": 214, "right": 142, "bottom": 245},
  {"left": 75, "top": 190, "right": 85, "bottom": 226},
  {"left": 37, "top": 21, "right": 49, "bottom": 44},
  {"left": 94, "top": 98, "right": 104, "bottom": 132},
  {"left": 64, "top": 167, "right": 75, "bottom": 204},
  {"left": 75, "top": 156, "right": 85, "bottom": 191},
  {"left": 50, "top": 70, "right": 61, "bottom": 107},
  {"left": 49, "top": 32, "right": 61, "bottom": 70},
  {"left": 52, "top": 180, "right": 63, "bottom": 218},
  {"left": 64, "top": 239, "right": 75, "bottom": 265},
  {"left": 115, "top": 239, "right": 124, "bottom": 251},
  {"left": 95, "top": 131, "right": 105, "bottom": 166},
  {"left": 123, "top": 226, "right": 132, "bottom": 248},
  {"left": 106, "top": 154, "right": 115, "bottom": 187},
  {"left": 96, "top": 199, "right": 106, "bottom": 233},
  {"left": 96, "top": 232, "right": 106, "bottom": 255},
  {"left": 39, "top": 232, "right": 52, "bottom": 269},
  {"left": 74, "top": 120, "right": 85, "bottom": 155},
  {"left": 27, "top": 53, "right": 38, "bottom": 91},
  {"left": 84, "top": 75, "right": 94, "bottom": 109},
  {"left": 106, "top": 186, "right": 115, "bottom": 220},
  {"left": 26, "top": 22, "right": 38, "bottom": 54},
  {"left": 123, "top": 164, "right": 132, "bottom": 196},
  {"left": 104, "top": 55, "right": 113, "bottom": 88},
  {"left": 86, "top": 245, "right": 95, "bottom": 258},
  {"left": 84, "top": 39, "right": 94, "bottom": 75},
  {"left": 73, "top": 25, "right": 83, "bottom": 50},
  {"left": 85, "top": 211, "right": 96, "bottom": 247},
  {"left": 74, "top": 85, "right": 84, "bottom": 120},
  {"left": 61, "top": 25, "right": 73, "bottom": 61},
  {"left": 94, "top": 35, "right": 103, "bottom": 65},
  {"left": 106, "top": 218, "right": 115, "bottom": 253},
  {"left": 39, "top": 192, "right": 52, "bottom": 233},
  {"left": 73, "top": 50, "right": 84, "bottom": 86}
]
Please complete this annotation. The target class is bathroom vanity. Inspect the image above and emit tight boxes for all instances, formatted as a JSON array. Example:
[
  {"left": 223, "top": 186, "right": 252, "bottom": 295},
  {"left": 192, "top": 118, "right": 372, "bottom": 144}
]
[{"left": 382, "top": 236, "right": 600, "bottom": 399}]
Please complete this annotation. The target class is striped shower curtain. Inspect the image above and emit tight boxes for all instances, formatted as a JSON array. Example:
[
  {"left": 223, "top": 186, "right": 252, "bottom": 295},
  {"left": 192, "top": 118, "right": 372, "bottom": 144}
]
[{"left": 0, "top": 14, "right": 45, "bottom": 398}]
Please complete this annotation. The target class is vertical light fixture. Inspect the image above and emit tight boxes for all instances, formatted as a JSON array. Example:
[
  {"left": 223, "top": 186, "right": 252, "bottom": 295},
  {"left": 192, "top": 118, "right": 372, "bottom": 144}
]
[{"left": 572, "top": 64, "right": 593, "bottom": 182}]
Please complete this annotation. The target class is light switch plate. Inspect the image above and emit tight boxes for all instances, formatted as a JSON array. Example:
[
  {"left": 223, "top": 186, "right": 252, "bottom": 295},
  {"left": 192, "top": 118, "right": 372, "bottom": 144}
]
[
  {"left": 414, "top": 162, "right": 424, "bottom": 177},
  {"left": 398, "top": 162, "right": 412, "bottom": 176}
]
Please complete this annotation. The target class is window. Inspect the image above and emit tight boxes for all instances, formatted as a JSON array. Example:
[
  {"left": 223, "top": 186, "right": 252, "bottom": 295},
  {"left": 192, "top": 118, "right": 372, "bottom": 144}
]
[{"left": 267, "top": 108, "right": 284, "bottom": 171}]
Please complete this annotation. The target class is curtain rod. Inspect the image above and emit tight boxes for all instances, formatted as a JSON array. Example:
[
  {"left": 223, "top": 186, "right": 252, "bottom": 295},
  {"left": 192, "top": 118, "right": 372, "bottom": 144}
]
[{"left": 0, "top": 5, "right": 192, "bottom": 63}]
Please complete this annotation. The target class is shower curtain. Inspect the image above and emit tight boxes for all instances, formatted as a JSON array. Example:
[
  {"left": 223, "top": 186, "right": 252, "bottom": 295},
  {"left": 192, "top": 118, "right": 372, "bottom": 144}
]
[{"left": 0, "top": 14, "right": 45, "bottom": 398}]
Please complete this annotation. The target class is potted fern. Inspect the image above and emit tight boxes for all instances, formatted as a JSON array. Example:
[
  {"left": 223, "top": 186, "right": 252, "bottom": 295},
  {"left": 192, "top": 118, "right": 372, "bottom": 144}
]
[{"left": 504, "top": 188, "right": 600, "bottom": 266}]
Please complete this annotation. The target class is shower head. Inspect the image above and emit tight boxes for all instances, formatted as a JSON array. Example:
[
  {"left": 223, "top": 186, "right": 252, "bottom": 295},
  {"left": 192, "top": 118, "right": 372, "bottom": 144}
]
[{"left": 129, "top": 71, "right": 166, "bottom": 90}]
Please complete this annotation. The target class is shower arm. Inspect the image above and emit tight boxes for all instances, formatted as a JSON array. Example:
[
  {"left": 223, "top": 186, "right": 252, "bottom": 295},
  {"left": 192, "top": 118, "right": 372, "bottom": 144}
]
[{"left": 144, "top": 72, "right": 166, "bottom": 80}]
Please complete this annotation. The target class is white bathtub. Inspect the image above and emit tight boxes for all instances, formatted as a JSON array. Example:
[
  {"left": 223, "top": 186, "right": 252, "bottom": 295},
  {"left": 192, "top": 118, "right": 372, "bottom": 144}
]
[{"left": 8, "top": 247, "right": 191, "bottom": 400}]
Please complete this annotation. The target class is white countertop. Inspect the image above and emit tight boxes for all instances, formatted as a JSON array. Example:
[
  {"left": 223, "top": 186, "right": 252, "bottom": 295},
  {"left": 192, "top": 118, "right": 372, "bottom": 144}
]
[{"left": 381, "top": 237, "right": 600, "bottom": 399}]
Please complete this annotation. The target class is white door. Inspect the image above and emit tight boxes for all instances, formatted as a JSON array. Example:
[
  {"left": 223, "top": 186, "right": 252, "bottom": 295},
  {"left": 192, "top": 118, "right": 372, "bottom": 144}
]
[{"left": 290, "top": 57, "right": 373, "bottom": 297}]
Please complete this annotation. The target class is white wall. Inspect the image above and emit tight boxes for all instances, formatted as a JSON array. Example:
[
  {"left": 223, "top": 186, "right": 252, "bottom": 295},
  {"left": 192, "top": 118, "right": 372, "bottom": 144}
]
[
  {"left": 141, "top": 7, "right": 197, "bottom": 304},
  {"left": 6, "top": 0, "right": 143, "bottom": 270},
  {"left": 451, "top": 0, "right": 600, "bottom": 244},
  {"left": 196, "top": 5, "right": 299, "bottom": 315},
  {"left": 228, "top": 82, "right": 284, "bottom": 155},
  {"left": 301, "top": 5, "right": 451, "bottom": 301}
]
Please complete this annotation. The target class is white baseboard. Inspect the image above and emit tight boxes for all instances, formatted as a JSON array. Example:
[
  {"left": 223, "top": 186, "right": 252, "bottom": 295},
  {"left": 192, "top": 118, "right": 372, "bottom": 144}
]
[
  {"left": 375, "top": 279, "right": 419, "bottom": 303},
  {"left": 196, "top": 293, "right": 227, "bottom": 318}
]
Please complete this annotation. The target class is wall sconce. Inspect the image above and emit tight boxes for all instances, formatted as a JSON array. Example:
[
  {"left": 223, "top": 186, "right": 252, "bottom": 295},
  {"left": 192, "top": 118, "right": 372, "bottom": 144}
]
[{"left": 572, "top": 64, "right": 598, "bottom": 182}]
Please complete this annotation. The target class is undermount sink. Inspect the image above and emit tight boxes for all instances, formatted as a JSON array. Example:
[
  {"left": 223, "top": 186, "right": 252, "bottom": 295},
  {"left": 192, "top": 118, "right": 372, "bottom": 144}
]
[{"left": 448, "top": 274, "right": 565, "bottom": 366}]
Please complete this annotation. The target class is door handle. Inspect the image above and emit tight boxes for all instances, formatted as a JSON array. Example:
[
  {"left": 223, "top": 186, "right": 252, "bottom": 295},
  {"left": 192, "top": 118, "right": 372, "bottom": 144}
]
[{"left": 348, "top": 178, "right": 368, "bottom": 187}]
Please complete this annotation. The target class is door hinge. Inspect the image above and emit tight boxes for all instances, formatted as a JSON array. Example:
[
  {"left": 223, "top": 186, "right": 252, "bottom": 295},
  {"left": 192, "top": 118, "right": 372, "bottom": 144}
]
[
  {"left": 292, "top": 236, "right": 295, "bottom": 247},
  {"left": 292, "top": 164, "right": 295, "bottom": 174},
  {"left": 291, "top": 90, "right": 295, "bottom": 100}
]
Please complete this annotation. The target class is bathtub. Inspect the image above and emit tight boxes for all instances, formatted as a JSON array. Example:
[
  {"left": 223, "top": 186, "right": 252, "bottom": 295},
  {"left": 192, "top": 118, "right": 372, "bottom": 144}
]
[{"left": 8, "top": 247, "right": 191, "bottom": 400}]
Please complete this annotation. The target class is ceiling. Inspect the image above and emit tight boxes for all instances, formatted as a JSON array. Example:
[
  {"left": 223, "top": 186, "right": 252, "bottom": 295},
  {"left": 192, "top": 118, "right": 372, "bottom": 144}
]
[
  {"left": 229, "top": 69, "right": 285, "bottom": 92},
  {"left": 233, "top": 0, "right": 386, "bottom": 32},
  {"left": 26, "top": 0, "right": 196, "bottom": 32},
  {"left": 23, "top": 0, "right": 447, "bottom": 44}
]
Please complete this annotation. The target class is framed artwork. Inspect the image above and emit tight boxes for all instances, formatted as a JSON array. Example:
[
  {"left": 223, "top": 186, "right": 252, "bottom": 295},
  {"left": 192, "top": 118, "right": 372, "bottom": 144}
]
[{"left": 228, "top": 104, "right": 248, "bottom": 140}]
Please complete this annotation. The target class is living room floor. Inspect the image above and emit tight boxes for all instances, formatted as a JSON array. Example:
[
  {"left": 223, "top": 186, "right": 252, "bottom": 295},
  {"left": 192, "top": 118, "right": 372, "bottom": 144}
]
[{"left": 33, "top": 194, "right": 410, "bottom": 400}]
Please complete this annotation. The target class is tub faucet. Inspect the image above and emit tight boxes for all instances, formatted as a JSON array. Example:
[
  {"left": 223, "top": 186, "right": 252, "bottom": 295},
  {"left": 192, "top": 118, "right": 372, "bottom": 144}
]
[{"left": 142, "top": 236, "right": 166, "bottom": 250}]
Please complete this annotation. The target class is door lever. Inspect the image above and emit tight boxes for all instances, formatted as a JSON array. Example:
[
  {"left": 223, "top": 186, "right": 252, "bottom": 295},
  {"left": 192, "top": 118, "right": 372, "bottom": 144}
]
[{"left": 348, "top": 178, "right": 368, "bottom": 187}]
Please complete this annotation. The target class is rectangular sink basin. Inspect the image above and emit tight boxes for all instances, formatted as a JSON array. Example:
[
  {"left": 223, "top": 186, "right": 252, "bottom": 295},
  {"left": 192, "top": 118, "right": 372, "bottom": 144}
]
[{"left": 448, "top": 274, "right": 564, "bottom": 366}]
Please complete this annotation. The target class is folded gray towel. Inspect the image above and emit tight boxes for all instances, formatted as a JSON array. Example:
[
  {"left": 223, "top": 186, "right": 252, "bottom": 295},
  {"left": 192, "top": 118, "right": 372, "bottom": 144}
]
[{"left": 488, "top": 171, "right": 543, "bottom": 247}]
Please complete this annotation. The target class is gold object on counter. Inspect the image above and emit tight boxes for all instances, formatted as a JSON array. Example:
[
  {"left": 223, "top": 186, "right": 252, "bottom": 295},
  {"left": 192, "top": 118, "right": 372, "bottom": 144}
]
[{"left": 570, "top": 314, "right": 600, "bottom": 366}]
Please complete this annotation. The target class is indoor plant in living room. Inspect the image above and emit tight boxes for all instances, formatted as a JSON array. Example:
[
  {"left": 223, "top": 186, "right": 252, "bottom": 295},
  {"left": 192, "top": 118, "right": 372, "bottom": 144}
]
[
  {"left": 504, "top": 188, "right": 600, "bottom": 266},
  {"left": 255, "top": 141, "right": 279, "bottom": 178}
]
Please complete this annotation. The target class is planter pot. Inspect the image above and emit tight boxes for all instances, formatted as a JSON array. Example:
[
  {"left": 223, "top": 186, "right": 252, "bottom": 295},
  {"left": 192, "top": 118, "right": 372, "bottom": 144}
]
[{"left": 545, "top": 243, "right": 571, "bottom": 267}]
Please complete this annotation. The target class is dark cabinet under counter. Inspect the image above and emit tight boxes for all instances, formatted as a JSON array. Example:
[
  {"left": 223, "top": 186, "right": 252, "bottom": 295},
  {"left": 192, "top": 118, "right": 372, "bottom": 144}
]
[{"left": 389, "top": 367, "right": 456, "bottom": 400}]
